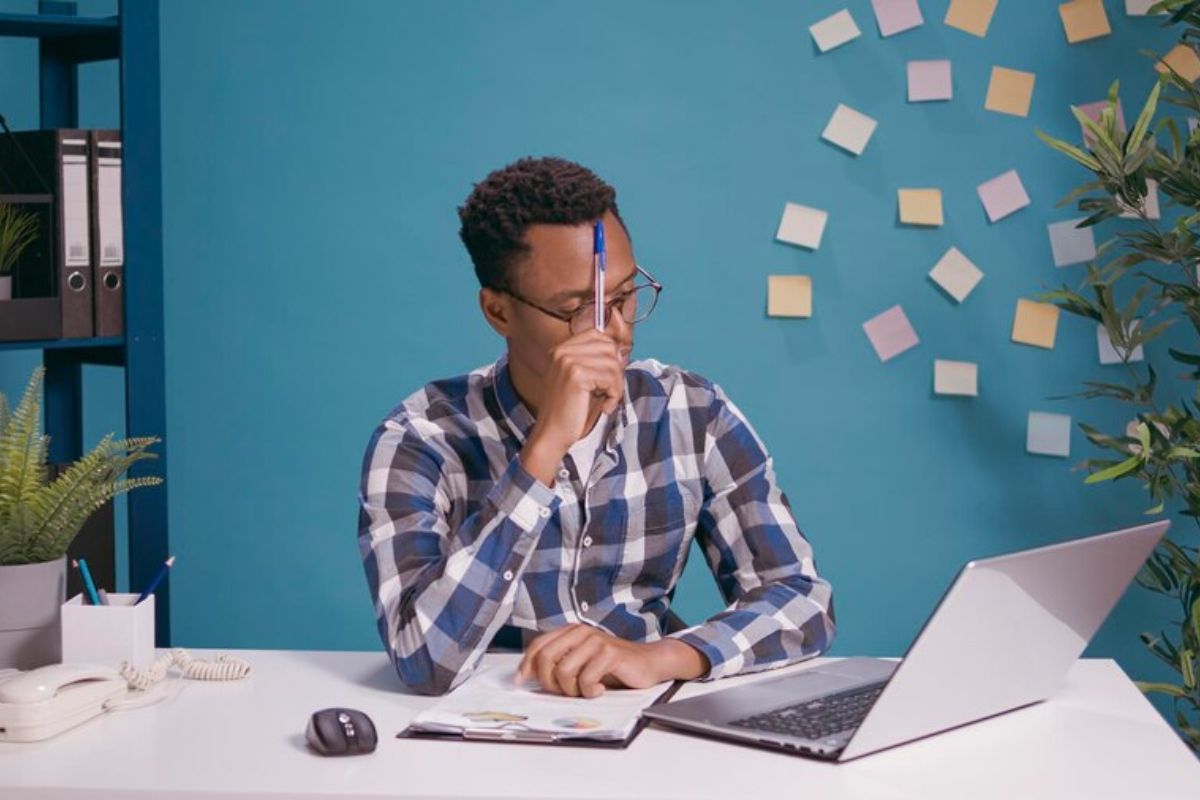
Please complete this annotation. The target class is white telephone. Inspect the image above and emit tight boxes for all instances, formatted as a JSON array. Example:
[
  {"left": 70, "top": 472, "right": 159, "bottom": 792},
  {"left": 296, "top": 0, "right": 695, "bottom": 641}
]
[{"left": 0, "top": 662, "right": 128, "bottom": 742}]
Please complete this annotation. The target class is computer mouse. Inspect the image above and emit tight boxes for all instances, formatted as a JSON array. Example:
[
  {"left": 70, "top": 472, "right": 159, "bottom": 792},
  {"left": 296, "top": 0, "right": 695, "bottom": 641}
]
[{"left": 305, "top": 707, "right": 378, "bottom": 756}]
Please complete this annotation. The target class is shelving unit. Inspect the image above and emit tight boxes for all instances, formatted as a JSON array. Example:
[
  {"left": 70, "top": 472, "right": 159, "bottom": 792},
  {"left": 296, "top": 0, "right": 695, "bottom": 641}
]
[{"left": 0, "top": 0, "right": 170, "bottom": 643}]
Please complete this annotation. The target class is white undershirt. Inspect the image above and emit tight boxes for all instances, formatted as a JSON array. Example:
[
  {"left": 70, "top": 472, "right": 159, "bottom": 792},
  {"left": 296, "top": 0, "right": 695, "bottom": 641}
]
[{"left": 565, "top": 411, "right": 610, "bottom": 483}]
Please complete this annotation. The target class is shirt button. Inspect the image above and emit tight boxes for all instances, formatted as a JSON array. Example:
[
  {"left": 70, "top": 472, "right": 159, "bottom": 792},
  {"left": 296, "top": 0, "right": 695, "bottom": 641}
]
[
  {"left": 557, "top": 468, "right": 570, "bottom": 480},
  {"left": 582, "top": 536, "right": 593, "bottom": 547},
  {"left": 580, "top": 601, "right": 590, "bottom": 613},
  {"left": 538, "top": 506, "right": 550, "bottom": 518},
  {"left": 503, "top": 570, "right": 514, "bottom": 581}
]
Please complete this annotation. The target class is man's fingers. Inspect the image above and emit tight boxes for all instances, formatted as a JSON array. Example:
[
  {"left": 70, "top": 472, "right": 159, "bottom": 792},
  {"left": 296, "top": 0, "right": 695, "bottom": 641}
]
[
  {"left": 536, "top": 626, "right": 594, "bottom": 693},
  {"left": 578, "top": 647, "right": 619, "bottom": 698},
  {"left": 518, "top": 625, "right": 579, "bottom": 679},
  {"left": 552, "top": 637, "right": 605, "bottom": 698}
]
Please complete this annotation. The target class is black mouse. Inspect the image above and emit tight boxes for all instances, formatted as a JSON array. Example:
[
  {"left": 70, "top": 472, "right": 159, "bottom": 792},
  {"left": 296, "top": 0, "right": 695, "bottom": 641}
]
[{"left": 306, "top": 707, "right": 378, "bottom": 756}]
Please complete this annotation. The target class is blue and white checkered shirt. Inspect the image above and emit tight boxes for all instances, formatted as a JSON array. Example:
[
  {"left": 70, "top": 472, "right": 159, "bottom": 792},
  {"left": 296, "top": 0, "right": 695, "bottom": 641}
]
[{"left": 358, "top": 352, "right": 836, "bottom": 695}]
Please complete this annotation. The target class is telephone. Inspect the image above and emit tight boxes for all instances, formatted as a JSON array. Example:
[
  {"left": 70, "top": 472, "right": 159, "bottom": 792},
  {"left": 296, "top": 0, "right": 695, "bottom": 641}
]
[{"left": 0, "top": 662, "right": 128, "bottom": 742}]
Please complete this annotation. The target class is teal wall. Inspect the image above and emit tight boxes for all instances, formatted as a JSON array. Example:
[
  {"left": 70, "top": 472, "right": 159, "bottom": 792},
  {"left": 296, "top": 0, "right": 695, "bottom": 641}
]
[{"left": 1, "top": 0, "right": 1191, "bottom": 721}]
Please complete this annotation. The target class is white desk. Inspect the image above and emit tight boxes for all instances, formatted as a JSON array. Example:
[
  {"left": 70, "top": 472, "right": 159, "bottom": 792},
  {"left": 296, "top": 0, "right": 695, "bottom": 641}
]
[{"left": 1, "top": 649, "right": 1196, "bottom": 799}]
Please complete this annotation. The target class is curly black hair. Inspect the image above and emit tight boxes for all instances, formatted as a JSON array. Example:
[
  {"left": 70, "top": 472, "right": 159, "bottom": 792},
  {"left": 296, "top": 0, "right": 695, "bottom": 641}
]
[{"left": 457, "top": 156, "right": 628, "bottom": 292}]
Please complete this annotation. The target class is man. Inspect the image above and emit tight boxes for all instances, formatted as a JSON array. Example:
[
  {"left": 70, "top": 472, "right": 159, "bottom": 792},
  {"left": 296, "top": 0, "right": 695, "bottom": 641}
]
[{"left": 358, "top": 156, "right": 835, "bottom": 698}]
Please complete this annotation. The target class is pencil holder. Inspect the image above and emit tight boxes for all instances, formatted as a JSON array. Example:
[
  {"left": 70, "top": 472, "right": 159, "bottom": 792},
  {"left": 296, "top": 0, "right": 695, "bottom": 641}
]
[{"left": 60, "top": 593, "right": 155, "bottom": 669}]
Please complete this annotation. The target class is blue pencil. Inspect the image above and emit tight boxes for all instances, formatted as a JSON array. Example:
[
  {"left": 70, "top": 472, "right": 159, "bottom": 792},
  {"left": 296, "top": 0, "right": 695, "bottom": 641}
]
[
  {"left": 135, "top": 555, "right": 175, "bottom": 604},
  {"left": 74, "top": 558, "right": 102, "bottom": 606}
]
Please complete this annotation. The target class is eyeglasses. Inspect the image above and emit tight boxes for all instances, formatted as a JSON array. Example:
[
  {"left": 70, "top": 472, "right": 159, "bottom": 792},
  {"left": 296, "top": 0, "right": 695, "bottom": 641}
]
[{"left": 498, "top": 263, "right": 663, "bottom": 335}]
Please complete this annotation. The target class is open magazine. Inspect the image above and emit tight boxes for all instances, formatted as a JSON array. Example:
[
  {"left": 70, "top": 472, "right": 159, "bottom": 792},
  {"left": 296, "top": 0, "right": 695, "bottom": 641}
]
[{"left": 399, "top": 662, "right": 681, "bottom": 747}]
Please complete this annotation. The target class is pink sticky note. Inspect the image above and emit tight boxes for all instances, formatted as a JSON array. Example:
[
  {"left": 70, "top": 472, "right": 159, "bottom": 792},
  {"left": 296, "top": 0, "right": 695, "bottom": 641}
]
[
  {"left": 977, "top": 169, "right": 1031, "bottom": 222},
  {"left": 872, "top": 0, "right": 924, "bottom": 36},
  {"left": 908, "top": 60, "right": 952, "bottom": 102},
  {"left": 1076, "top": 99, "right": 1126, "bottom": 144},
  {"left": 863, "top": 305, "right": 920, "bottom": 362}
]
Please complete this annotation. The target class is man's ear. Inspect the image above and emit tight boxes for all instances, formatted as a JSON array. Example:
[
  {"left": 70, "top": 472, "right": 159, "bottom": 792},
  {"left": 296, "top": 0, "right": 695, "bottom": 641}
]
[{"left": 479, "top": 287, "right": 513, "bottom": 337}]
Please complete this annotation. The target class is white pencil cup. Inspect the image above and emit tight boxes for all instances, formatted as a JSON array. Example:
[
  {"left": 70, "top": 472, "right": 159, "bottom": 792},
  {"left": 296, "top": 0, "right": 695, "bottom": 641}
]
[{"left": 60, "top": 593, "right": 155, "bottom": 669}]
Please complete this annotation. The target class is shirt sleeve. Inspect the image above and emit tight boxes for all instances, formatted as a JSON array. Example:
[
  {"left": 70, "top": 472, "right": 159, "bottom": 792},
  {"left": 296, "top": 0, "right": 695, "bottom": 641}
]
[
  {"left": 668, "top": 381, "right": 836, "bottom": 680},
  {"left": 358, "top": 416, "right": 561, "bottom": 695}
]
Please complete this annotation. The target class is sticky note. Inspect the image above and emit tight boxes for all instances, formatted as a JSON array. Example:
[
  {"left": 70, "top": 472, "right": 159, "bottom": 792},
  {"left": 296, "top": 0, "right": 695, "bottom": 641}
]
[
  {"left": 1126, "top": 0, "right": 1167, "bottom": 14},
  {"left": 929, "top": 246, "right": 983, "bottom": 303},
  {"left": 1060, "top": 0, "right": 1112, "bottom": 43},
  {"left": 871, "top": 0, "right": 923, "bottom": 37},
  {"left": 908, "top": 60, "right": 953, "bottom": 102},
  {"left": 945, "top": 0, "right": 998, "bottom": 36},
  {"left": 822, "top": 104, "right": 878, "bottom": 155},
  {"left": 863, "top": 305, "right": 919, "bottom": 362},
  {"left": 1158, "top": 44, "right": 1200, "bottom": 83},
  {"left": 776, "top": 203, "right": 828, "bottom": 249},
  {"left": 934, "top": 359, "right": 979, "bottom": 396},
  {"left": 977, "top": 169, "right": 1031, "bottom": 222},
  {"left": 899, "top": 189, "right": 944, "bottom": 226},
  {"left": 1098, "top": 321, "right": 1145, "bottom": 364},
  {"left": 767, "top": 275, "right": 813, "bottom": 318},
  {"left": 985, "top": 67, "right": 1036, "bottom": 117},
  {"left": 1119, "top": 179, "right": 1161, "bottom": 219},
  {"left": 811, "top": 9, "right": 862, "bottom": 52},
  {"left": 1077, "top": 99, "right": 1127, "bottom": 145},
  {"left": 1190, "top": 117, "right": 1199, "bottom": 134},
  {"left": 1012, "top": 299, "right": 1060, "bottom": 349},
  {"left": 1028, "top": 412, "right": 1072, "bottom": 457},
  {"left": 1048, "top": 218, "right": 1096, "bottom": 267}
]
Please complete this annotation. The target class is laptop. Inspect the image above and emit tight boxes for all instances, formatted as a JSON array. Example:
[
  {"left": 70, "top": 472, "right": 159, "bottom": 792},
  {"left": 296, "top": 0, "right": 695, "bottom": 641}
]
[{"left": 642, "top": 520, "right": 1169, "bottom": 762}]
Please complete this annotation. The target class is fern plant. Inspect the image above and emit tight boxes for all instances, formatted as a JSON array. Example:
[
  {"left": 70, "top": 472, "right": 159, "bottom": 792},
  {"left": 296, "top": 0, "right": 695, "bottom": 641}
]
[
  {"left": 0, "top": 366, "right": 162, "bottom": 566},
  {"left": 0, "top": 202, "right": 38, "bottom": 276}
]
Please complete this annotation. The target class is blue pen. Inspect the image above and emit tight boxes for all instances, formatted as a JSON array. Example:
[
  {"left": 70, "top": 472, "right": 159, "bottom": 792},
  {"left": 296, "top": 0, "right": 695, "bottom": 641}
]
[
  {"left": 74, "top": 558, "right": 102, "bottom": 606},
  {"left": 593, "top": 221, "right": 606, "bottom": 330},
  {"left": 136, "top": 555, "right": 176, "bottom": 605}
]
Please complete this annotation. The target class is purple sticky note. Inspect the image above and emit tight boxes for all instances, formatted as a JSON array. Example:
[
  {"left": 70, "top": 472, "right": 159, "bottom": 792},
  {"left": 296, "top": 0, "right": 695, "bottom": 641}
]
[
  {"left": 863, "top": 305, "right": 920, "bottom": 362},
  {"left": 872, "top": 0, "right": 924, "bottom": 37},
  {"left": 977, "top": 169, "right": 1031, "bottom": 223},
  {"left": 908, "top": 60, "right": 952, "bottom": 102},
  {"left": 1077, "top": 99, "right": 1126, "bottom": 145}
]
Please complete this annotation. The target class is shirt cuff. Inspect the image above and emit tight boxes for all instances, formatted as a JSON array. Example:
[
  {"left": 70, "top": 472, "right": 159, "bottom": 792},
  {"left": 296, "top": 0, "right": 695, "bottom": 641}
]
[
  {"left": 487, "top": 454, "right": 561, "bottom": 534},
  {"left": 668, "top": 622, "right": 751, "bottom": 682}
]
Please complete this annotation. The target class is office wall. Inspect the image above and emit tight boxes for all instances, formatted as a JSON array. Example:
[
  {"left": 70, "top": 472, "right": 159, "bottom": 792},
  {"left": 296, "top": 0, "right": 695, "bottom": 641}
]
[{"left": 1, "top": 0, "right": 1189, "bottom": 718}]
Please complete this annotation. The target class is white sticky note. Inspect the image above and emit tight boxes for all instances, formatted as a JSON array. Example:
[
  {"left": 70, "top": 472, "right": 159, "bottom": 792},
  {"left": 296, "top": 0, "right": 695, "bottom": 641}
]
[
  {"left": 928, "top": 246, "right": 983, "bottom": 303},
  {"left": 1027, "top": 411, "right": 1072, "bottom": 457},
  {"left": 1048, "top": 218, "right": 1097, "bottom": 266},
  {"left": 776, "top": 203, "right": 828, "bottom": 250},
  {"left": 872, "top": 0, "right": 924, "bottom": 37},
  {"left": 977, "top": 169, "right": 1031, "bottom": 222},
  {"left": 1126, "top": 0, "right": 1167, "bottom": 13},
  {"left": 1119, "top": 179, "right": 1161, "bottom": 219},
  {"left": 934, "top": 359, "right": 979, "bottom": 396},
  {"left": 863, "top": 305, "right": 919, "bottom": 362},
  {"left": 908, "top": 60, "right": 953, "bottom": 102},
  {"left": 1190, "top": 117, "right": 1199, "bottom": 135},
  {"left": 811, "top": 9, "right": 862, "bottom": 52},
  {"left": 1098, "top": 321, "right": 1145, "bottom": 364},
  {"left": 822, "top": 104, "right": 878, "bottom": 155}
]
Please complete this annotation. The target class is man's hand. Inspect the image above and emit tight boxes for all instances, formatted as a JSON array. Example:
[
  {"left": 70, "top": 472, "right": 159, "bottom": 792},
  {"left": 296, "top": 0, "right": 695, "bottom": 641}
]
[{"left": 515, "top": 624, "right": 709, "bottom": 698}]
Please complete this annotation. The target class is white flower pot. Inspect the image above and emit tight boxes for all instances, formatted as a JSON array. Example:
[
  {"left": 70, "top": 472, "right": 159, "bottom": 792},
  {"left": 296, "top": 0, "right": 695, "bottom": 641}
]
[{"left": 0, "top": 556, "right": 66, "bottom": 669}]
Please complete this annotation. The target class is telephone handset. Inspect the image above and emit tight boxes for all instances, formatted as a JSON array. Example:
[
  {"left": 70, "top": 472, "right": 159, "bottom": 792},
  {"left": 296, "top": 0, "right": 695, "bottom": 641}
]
[{"left": 0, "top": 662, "right": 128, "bottom": 742}]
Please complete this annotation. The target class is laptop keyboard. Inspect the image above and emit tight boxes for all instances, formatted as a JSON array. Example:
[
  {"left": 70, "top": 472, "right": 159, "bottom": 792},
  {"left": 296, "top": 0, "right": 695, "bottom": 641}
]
[{"left": 729, "top": 682, "right": 887, "bottom": 741}]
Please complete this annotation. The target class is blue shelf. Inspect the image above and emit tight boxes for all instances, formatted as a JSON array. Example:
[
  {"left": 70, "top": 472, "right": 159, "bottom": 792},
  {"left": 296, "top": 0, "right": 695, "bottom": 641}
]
[
  {"left": 0, "top": 336, "right": 124, "bottom": 352},
  {"left": 0, "top": 12, "right": 118, "bottom": 38}
]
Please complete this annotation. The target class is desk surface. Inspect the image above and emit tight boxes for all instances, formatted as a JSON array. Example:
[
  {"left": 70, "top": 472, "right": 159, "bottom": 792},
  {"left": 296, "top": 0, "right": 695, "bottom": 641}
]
[{"left": 1, "top": 649, "right": 1196, "bottom": 800}]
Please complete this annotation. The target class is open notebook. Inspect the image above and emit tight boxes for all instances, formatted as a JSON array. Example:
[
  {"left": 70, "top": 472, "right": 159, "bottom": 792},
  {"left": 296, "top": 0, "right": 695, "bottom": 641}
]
[{"left": 398, "top": 661, "right": 681, "bottom": 748}]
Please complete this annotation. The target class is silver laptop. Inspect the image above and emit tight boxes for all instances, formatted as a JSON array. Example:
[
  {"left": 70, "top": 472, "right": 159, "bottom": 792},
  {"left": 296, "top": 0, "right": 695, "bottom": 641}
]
[{"left": 643, "top": 520, "right": 1168, "bottom": 762}]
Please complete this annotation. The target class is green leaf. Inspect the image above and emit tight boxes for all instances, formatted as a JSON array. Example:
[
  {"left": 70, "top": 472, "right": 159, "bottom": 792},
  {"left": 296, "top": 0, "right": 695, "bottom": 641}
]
[
  {"left": 1126, "top": 80, "right": 1162, "bottom": 158},
  {"left": 1036, "top": 127, "right": 1103, "bottom": 172},
  {"left": 1135, "top": 681, "right": 1191, "bottom": 698},
  {"left": 1085, "top": 454, "right": 1143, "bottom": 483},
  {"left": 1146, "top": 501, "right": 1166, "bottom": 514}
]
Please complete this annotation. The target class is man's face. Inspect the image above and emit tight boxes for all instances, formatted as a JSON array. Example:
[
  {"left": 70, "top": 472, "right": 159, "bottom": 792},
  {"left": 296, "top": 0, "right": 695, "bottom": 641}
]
[{"left": 501, "top": 208, "right": 636, "bottom": 375}]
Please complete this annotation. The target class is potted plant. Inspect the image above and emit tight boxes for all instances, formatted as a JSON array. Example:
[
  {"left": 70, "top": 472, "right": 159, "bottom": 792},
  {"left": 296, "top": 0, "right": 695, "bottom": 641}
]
[
  {"left": 0, "top": 366, "right": 162, "bottom": 669},
  {"left": 0, "top": 201, "right": 38, "bottom": 301},
  {"left": 1032, "top": 0, "right": 1200, "bottom": 754}
]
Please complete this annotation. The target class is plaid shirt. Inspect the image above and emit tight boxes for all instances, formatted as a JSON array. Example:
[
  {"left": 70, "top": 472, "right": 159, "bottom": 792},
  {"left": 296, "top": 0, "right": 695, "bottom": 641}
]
[{"left": 358, "top": 352, "right": 836, "bottom": 695}]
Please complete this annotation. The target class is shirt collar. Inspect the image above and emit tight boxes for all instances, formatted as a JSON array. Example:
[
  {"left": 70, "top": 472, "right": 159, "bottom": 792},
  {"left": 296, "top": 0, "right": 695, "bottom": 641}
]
[{"left": 490, "top": 350, "right": 634, "bottom": 451}]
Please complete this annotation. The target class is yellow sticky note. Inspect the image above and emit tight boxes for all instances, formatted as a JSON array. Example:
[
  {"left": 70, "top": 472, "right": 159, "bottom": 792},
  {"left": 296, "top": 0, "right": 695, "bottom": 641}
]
[
  {"left": 1012, "top": 299, "right": 1060, "bottom": 349},
  {"left": 898, "top": 189, "right": 944, "bottom": 226},
  {"left": 986, "top": 67, "right": 1036, "bottom": 117},
  {"left": 767, "top": 275, "right": 812, "bottom": 318},
  {"left": 1158, "top": 44, "right": 1200, "bottom": 84},
  {"left": 1059, "top": 0, "right": 1111, "bottom": 44},
  {"left": 945, "top": 0, "right": 997, "bottom": 37}
]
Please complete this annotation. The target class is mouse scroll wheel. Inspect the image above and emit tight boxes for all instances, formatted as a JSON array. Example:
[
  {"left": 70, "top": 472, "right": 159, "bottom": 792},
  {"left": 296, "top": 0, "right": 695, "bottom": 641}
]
[
  {"left": 338, "top": 712, "right": 357, "bottom": 737},
  {"left": 337, "top": 712, "right": 351, "bottom": 724}
]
